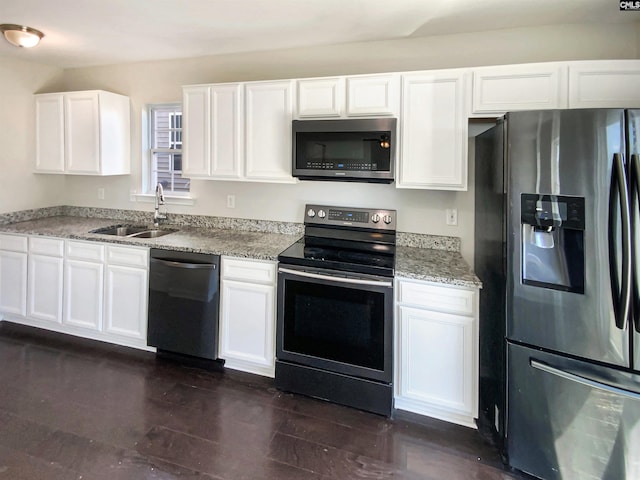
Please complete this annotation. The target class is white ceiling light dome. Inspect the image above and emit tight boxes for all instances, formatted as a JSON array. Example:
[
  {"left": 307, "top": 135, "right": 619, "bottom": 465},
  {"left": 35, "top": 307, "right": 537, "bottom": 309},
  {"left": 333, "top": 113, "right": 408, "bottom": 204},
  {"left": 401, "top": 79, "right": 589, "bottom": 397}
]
[{"left": 0, "top": 24, "right": 44, "bottom": 48}]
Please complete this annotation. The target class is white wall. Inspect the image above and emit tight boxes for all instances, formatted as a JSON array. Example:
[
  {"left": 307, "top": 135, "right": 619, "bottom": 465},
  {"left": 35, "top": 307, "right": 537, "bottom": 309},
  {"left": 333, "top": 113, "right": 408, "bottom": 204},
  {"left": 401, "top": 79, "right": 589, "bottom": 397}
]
[
  {"left": 12, "top": 22, "right": 640, "bottom": 263},
  {"left": 0, "top": 57, "right": 65, "bottom": 213}
]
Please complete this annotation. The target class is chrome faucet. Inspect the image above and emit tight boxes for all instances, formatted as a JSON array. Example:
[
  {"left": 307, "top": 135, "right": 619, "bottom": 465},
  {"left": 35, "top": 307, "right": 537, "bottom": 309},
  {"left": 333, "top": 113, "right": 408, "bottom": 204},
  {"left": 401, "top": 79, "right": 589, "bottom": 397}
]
[{"left": 153, "top": 182, "right": 167, "bottom": 227}]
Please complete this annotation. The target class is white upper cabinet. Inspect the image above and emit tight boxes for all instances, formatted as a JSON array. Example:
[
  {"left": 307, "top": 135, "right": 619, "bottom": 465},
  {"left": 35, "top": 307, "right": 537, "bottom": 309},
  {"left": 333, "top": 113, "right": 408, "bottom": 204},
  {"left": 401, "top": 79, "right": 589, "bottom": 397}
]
[
  {"left": 35, "top": 95, "right": 65, "bottom": 173},
  {"left": 346, "top": 74, "right": 399, "bottom": 116},
  {"left": 296, "top": 74, "right": 399, "bottom": 118},
  {"left": 297, "top": 77, "right": 343, "bottom": 117},
  {"left": 35, "top": 90, "right": 130, "bottom": 175},
  {"left": 244, "top": 80, "right": 295, "bottom": 182},
  {"left": 182, "top": 85, "right": 211, "bottom": 177},
  {"left": 568, "top": 60, "right": 640, "bottom": 108},
  {"left": 183, "top": 84, "right": 243, "bottom": 179},
  {"left": 472, "top": 63, "right": 568, "bottom": 115},
  {"left": 183, "top": 81, "right": 293, "bottom": 182},
  {"left": 398, "top": 70, "right": 469, "bottom": 191}
]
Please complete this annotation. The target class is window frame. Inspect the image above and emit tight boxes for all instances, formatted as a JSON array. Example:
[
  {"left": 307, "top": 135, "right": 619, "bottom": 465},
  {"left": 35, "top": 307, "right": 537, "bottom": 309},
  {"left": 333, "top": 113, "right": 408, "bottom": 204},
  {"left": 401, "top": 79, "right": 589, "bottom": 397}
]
[{"left": 146, "top": 103, "right": 189, "bottom": 195}]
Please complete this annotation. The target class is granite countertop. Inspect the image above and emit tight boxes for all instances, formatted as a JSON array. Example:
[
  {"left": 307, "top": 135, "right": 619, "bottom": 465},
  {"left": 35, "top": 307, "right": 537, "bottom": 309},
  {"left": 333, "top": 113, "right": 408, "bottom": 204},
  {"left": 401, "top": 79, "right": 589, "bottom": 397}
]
[
  {"left": 396, "top": 245, "right": 481, "bottom": 288},
  {"left": 0, "top": 216, "right": 300, "bottom": 261},
  {"left": 0, "top": 214, "right": 481, "bottom": 287}
]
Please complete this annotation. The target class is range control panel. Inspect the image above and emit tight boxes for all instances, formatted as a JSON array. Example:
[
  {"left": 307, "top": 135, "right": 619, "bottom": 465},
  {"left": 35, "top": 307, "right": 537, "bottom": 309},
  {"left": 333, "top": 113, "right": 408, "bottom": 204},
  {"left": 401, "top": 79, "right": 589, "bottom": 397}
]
[{"left": 304, "top": 204, "right": 396, "bottom": 231}]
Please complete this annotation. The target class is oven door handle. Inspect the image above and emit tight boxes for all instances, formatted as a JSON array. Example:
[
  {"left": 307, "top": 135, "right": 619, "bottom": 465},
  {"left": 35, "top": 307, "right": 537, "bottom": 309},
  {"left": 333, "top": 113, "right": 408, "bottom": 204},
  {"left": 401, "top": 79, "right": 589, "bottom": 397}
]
[{"left": 278, "top": 267, "right": 393, "bottom": 287}]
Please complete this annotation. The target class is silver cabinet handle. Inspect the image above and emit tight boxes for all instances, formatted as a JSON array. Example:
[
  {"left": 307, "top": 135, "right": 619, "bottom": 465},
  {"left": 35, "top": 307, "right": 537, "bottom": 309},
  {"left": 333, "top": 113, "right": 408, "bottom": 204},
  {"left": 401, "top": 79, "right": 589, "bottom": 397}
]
[{"left": 278, "top": 267, "right": 392, "bottom": 287}]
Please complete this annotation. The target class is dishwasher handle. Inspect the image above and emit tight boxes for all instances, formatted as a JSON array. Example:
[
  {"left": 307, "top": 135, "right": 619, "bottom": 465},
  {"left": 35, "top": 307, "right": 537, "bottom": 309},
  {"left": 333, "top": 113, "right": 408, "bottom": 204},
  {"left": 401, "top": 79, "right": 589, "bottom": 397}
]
[{"left": 150, "top": 257, "right": 217, "bottom": 270}]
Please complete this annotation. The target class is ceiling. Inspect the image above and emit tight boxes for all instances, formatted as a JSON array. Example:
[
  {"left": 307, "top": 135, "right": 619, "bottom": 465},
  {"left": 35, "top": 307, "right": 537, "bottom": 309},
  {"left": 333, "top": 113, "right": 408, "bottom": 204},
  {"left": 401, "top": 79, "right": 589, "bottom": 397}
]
[{"left": 1, "top": 0, "right": 638, "bottom": 69}]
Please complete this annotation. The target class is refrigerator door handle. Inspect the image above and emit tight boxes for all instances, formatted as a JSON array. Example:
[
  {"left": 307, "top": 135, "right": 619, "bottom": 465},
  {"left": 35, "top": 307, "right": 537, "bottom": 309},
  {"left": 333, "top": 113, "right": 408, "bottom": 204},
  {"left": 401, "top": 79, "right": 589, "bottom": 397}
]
[
  {"left": 531, "top": 358, "right": 640, "bottom": 400},
  {"left": 632, "top": 153, "right": 640, "bottom": 334},
  {"left": 609, "top": 153, "right": 632, "bottom": 330}
]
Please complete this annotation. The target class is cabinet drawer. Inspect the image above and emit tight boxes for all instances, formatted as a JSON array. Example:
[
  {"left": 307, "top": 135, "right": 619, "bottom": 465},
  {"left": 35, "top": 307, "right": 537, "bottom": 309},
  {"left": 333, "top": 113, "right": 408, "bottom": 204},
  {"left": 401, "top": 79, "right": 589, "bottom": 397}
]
[
  {"left": 29, "top": 237, "right": 64, "bottom": 257},
  {"left": 222, "top": 257, "right": 276, "bottom": 284},
  {"left": 66, "top": 240, "right": 105, "bottom": 262},
  {"left": 397, "top": 279, "right": 475, "bottom": 316},
  {"left": 107, "top": 245, "right": 149, "bottom": 268},
  {"left": 0, "top": 234, "right": 28, "bottom": 253}
]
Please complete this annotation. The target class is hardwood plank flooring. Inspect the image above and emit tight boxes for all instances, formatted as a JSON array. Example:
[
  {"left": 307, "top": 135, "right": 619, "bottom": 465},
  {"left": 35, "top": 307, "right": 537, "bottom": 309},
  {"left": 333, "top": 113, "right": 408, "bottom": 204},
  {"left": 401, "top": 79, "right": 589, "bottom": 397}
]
[{"left": 0, "top": 322, "right": 527, "bottom": 480}]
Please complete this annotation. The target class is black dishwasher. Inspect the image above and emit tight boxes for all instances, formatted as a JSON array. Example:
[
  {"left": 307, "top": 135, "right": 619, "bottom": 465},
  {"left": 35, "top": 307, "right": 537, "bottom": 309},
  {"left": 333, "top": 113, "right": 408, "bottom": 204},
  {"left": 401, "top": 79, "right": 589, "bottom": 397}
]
[{"left": 147, "top": 249, "right": 220, "bottom": 360}]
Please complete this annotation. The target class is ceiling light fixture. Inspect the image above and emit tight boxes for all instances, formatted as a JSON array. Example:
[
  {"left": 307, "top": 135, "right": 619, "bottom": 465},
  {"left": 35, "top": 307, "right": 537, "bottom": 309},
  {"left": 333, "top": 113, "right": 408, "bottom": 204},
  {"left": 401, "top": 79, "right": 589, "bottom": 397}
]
[{"left": 0, "top": 24, "right": 44, "bottom": 48}]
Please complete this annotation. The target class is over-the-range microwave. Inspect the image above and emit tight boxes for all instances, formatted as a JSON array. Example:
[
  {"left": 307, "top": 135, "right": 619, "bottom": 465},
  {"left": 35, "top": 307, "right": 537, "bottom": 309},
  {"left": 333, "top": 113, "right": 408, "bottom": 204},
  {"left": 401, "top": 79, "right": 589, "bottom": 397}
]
[{"left": 292, "top": 118, "right": 397, "bottom": 183}]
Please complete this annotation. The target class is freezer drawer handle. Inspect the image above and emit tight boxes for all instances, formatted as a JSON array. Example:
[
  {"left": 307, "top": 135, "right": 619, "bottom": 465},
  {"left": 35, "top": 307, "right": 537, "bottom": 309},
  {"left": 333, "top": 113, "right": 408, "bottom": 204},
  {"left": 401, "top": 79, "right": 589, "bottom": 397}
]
[
  {"left": 609, "top": 152, "right": 632, "bottom": 330},
  {"left": 530, "top": 359, "right": 640, "bottom": 401}
]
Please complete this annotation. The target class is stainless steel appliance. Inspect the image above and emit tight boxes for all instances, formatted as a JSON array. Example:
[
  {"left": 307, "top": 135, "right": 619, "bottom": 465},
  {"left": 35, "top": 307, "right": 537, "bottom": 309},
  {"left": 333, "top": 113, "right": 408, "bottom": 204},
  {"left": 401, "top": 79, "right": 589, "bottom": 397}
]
[
  {"left": 276, "top": 204, "right": 396, "bottom": 416},
  {"left": 292, "top": 118, "right": 396, "bottom": 183},
  {"left": 474, "top": 109, "right": 640, "bottom": 479},
  {"left": 147, "top": 249, "right": 220, "bottom": 362}
]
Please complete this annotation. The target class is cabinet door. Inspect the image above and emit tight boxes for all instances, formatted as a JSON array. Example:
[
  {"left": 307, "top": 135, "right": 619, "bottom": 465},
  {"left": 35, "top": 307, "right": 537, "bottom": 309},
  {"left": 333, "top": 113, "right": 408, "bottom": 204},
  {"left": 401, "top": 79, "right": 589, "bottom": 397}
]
[
  {"left": 183, "top": 85, "right": 211, "bottom": 176},
  {"left": 569, "top": 60, "right": 640, "bottom": 108},
  {"left": 219, "top": 279, "right": 275, "bottom": 377},
  {"left": 346, "top": 74, "right": 399, "bottom": 116},
  {"left": 0, "top": 251, "right": 27, "bottom": 317},
  {"left": 210, "top": 84, "right": 243, "bottom": 178},
  {"left": 63, "top": 259, "right": 104, "bottom": 330},
  {"left": 35, "top": 94, "right": 65, "bottom": 173},
  {"left": 397, "top": 305, "right": 476, "bottom": 423},
  {"left": 472, "top": 63, "right": 567, "bottom": 114},
  {"left": 27, "top": 254, "right": 64, "bottom": 324},
  {"left": 297, "top": 77, "right": 343, "bottom": 117},
  {"left": 104, "top": 265, "right": 148, "bottom": 340},
  {"left": 399, "top": 71, "right": 468, "bottom": 190},
  {"left": 65, "top": 92, "right": 101, "bottom": 174},
  {"left": 244, "top": 80, "right": 295, "bottom": 182}
]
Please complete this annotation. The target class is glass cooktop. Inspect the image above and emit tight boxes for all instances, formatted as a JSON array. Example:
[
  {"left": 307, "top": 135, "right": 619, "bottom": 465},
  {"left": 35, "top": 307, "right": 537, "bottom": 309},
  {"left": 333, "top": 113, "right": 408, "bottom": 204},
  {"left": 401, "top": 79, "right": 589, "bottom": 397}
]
[{"left": 278, "top": 238, "right": 395, "bottom": 277}]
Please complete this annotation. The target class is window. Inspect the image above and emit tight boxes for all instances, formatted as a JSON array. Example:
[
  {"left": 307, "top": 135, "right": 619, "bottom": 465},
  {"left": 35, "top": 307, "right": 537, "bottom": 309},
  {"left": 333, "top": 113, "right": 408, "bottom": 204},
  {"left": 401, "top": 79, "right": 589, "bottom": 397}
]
[{"left": 148, "top": 104, "right": 189, "bottom": 194}]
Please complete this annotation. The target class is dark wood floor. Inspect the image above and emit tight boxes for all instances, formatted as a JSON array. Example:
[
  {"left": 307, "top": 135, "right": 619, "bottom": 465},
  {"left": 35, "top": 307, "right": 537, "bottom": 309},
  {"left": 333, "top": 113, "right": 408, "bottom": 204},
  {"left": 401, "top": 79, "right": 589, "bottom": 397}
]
[{"left": 0, "top": 322, "right": 524, "bottom": 480}]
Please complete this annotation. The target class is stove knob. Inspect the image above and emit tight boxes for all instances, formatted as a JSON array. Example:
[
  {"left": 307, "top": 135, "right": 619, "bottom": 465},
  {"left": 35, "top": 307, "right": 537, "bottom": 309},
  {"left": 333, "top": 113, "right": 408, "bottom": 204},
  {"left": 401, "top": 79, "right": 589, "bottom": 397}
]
[
  {"left": 307, "top": 208, "right": 316, "bottom": 218},
  {"left": 383, "top": 215, "right": 393, "bottom": 224},
  {"left": 371, "top": 214, "right": 380, "bottom": 223},
  {"left": 318, "top": 209, "right": 326, "bottom": 219}
]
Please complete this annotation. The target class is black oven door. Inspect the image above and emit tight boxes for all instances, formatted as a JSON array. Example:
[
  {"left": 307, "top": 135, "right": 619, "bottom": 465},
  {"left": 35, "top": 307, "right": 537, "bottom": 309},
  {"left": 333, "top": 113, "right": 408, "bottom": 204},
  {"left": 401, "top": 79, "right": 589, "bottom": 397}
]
[{"left": 276, "top": 264, "right": 393, "bottom": 383}]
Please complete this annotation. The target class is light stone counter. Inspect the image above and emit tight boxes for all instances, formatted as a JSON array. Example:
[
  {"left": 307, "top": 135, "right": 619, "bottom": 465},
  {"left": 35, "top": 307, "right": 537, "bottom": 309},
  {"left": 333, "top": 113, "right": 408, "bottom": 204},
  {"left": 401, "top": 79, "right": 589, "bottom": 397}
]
[{"left": 0, "top": 207, "right": 480, "bottom": 286}]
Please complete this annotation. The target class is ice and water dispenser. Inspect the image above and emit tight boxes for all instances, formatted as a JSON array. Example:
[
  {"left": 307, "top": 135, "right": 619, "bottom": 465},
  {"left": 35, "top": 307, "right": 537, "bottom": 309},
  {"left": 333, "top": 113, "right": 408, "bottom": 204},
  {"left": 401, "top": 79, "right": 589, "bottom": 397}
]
[{"left": 520, "top": 194, "right": 585, "bottom": 294}]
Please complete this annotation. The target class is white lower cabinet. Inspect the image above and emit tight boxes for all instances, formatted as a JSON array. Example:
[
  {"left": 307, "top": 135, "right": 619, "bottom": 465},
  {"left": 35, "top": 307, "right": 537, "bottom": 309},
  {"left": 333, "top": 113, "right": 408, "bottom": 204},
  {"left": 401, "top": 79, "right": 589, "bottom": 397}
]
[
  {"left": 0, "top": 236, "right": 150, "bottom": 351},
  {"left": 219, "top": 256, "right": 276, "bottom": 377},
  {"left": 0, "top": 234, "right": 28, "bottom": 318},
  {"left": 395, "top": 277, "right": 479, "bottom": 428},
  {"left": 104, "top": 246, "right": 149, "bottom": 341},
  {"left": 64, "top": 241, "right": 105, "bottom": 331},
  {"left": 27, "top": 237, "right": 64, "bottom": 324}
]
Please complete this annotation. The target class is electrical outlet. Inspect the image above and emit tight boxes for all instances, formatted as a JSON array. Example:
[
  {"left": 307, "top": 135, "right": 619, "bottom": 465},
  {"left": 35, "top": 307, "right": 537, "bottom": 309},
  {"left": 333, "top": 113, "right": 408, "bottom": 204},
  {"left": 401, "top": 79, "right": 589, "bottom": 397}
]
[
  {"left": 98, "top": 188, "right": 105, "bottom": 200},
  {"left": 446, "top": 208, "right": 458, "bottom": 226},
  {"left": 227, "top": 195, "right": 236, "bottom": 208}
]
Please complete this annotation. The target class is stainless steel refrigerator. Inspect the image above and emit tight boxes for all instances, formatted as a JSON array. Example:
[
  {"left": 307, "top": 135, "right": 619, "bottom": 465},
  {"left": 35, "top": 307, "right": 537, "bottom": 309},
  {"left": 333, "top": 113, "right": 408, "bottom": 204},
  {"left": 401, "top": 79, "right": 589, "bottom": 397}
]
[{"left": 474, "top": 109, "right": 640, "bottom": 480}]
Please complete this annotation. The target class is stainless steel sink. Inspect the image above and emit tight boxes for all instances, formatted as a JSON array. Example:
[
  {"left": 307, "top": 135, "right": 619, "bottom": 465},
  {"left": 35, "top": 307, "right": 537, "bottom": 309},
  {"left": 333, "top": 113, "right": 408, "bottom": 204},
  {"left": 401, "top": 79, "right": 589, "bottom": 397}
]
[
  {"left": 90, "top": 225, "right": 177, "bottom": 238},
  {"left": 129, "top": 229, "right": 177, "bottom": 238}
]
